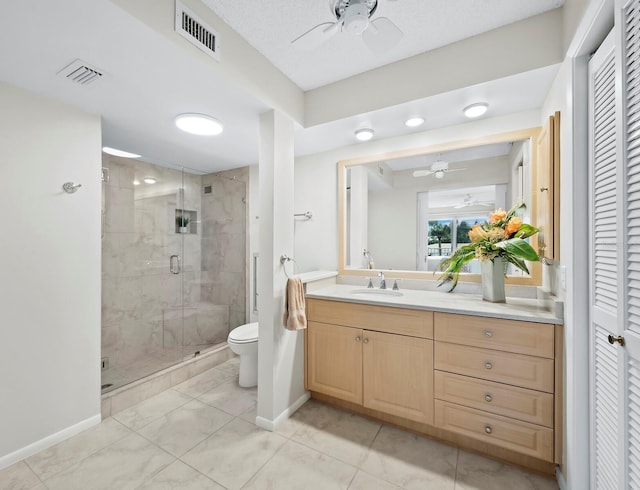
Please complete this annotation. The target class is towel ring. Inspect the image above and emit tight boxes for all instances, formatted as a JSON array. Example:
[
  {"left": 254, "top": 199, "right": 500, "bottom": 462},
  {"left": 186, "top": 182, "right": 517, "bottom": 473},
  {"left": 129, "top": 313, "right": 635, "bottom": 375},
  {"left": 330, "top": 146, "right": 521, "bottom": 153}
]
[{"left": 280, "top": 254, "right": 298, "bottom": 279}]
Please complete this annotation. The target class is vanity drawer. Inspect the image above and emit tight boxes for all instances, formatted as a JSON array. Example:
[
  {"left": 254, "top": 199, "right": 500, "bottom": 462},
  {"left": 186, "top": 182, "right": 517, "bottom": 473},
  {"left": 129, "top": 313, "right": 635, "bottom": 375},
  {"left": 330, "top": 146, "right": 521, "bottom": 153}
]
[
  {"left": 434, "top": 401, "right": 554, "bottom": 462},
  {"left": 435, "top": 343, "right": 554, "bottom": 393},
  {"left": 434, "top": 371, "right": 554, "bottom": 427},
  {"left": 307, "top": 298, "right": 433, "bottom": 339},
  {"left": 434, "top": 313, "right": 554, "bottom": 358}
]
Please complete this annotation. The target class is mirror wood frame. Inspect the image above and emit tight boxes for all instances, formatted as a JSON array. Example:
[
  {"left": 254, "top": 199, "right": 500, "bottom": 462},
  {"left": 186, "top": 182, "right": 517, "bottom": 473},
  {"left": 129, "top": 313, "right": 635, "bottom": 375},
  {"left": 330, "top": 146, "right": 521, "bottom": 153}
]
[{"left": 338, "top": 127, "right": 543, "bottom": 286}]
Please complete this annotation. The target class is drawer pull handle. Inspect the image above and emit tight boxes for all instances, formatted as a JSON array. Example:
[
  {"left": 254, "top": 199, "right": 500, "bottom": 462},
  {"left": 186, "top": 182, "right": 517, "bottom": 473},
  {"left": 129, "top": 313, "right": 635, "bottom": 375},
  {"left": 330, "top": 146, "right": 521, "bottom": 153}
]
[
  {"left": 485, "top": 426, "right": 492, "bottom": 434},
  {"left": 363, "top": 338, "right": 369, "bottom": 344},
  {"left": 355, "top": 336, "right": 361, "bottom": 342},
  {"left": 484, "top": 331, "right": 493, "bottom": 338},
  {"left": 485, "top": 362, "right": 493, "bottom": 370},
  {"left": 484, "top": 394, "right": 493, "bottom": 402}
]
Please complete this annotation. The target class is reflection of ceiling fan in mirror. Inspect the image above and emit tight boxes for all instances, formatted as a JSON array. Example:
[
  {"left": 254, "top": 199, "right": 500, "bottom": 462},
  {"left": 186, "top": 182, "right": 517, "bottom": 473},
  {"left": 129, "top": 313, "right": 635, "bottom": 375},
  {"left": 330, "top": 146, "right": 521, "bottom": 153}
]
[
  {"left": 291, "top": 0, "right": 403, "bottom": 52},
  {"left": 412, "top": 160, "right": 466, "bottom": 179},
  {"left": 453, "top": 194, "right": 494, "bottom": 209}
]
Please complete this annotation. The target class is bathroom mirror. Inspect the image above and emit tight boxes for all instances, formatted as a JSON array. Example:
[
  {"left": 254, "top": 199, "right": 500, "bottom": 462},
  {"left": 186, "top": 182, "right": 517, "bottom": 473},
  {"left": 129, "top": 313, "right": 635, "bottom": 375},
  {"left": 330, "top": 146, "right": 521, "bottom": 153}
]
[{"left": 338, "top": 128, "right": 543, "bottom": 285}]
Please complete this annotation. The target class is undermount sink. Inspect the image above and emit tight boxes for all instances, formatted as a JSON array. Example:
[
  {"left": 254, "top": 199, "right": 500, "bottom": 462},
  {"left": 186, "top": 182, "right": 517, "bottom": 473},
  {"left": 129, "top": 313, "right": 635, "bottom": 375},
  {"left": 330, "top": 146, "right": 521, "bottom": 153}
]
[{"left": 350, "top": 288, "right": 404, "bottom": 297}]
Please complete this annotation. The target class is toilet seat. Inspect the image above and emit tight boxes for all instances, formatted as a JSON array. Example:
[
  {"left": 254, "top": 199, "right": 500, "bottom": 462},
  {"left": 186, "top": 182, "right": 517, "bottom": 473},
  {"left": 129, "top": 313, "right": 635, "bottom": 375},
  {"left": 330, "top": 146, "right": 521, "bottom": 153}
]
[{"left": 228, "top": 322, "right": 258, "bottom": 344}]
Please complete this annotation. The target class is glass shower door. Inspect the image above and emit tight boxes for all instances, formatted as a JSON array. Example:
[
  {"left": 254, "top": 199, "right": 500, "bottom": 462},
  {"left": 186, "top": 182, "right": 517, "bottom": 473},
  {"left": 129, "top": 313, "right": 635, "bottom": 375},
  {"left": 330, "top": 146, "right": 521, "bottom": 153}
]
[{"left": 101, "top": 159, "right": 189, "bottom": 392}]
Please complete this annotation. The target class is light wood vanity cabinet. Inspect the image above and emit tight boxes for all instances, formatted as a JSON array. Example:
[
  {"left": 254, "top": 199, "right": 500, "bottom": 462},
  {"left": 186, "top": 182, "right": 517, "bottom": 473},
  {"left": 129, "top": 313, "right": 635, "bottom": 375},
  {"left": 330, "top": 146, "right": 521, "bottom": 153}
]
[
  {"left": 306, "top": 299, "right": 433, "bottom": 424},
  {"left": 305, "top": 297, "right": 563, "bottom": 474},
  {"left": 433, "top": 312, "right": 560, "bottom": 463}
]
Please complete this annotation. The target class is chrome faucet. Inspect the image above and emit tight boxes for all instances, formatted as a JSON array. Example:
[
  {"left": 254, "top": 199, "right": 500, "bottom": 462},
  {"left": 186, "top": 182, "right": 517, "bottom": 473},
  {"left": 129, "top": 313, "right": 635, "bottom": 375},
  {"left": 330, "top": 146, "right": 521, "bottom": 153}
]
[
  {"left": 366, "top": 277, "right": 374, "bottom": 288},
  {"left": 392, "top": 279, "right": 400, "bottom": 291},
  {"left": 378, "top": 272, "right": 386, "bottom": 289}
]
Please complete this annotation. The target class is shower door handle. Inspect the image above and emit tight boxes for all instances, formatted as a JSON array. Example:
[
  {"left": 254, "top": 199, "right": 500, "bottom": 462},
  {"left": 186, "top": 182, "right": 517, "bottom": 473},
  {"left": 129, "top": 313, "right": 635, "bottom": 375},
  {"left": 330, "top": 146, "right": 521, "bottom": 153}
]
[{"left": 170, "top": 255, "right": 181, "bottom": 274}]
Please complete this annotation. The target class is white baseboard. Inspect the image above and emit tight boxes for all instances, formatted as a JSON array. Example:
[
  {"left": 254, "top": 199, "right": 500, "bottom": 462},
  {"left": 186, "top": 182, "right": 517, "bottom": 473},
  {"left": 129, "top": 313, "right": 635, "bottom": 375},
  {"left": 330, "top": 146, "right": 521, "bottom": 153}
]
[
  {"left": 255, "top": 391, "right": 310, "bottom": 431},
  {"left": 555, "top": 466, "right": 566, "bottom": 490},
  {"left": 0, "top": 413, "right": 101, "bottom": 471}
]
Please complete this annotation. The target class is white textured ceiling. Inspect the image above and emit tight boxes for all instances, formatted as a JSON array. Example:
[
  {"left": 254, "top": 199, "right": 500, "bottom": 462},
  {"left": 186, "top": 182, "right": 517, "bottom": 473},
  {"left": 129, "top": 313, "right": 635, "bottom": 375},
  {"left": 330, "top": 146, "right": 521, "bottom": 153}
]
[
  {"left": 0, "top": 0, "right": 563, "bottom": 174},
  {"left": 202, "top": 0, "right": 565, "bottom": 90}
]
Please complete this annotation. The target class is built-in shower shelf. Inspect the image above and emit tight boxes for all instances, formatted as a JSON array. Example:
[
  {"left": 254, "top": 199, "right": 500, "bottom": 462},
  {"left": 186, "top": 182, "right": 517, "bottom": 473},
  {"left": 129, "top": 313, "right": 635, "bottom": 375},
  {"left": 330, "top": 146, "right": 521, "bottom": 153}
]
[{"left": 175, "top": 209, "right": 197, "bottom": 234}]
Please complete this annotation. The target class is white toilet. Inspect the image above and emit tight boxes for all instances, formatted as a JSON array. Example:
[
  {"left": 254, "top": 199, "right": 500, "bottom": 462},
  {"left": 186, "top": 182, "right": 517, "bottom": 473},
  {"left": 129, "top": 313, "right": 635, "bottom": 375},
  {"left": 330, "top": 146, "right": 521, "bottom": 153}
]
[{"left": 227, "top": 322, "right": 259, "bottom": 387}]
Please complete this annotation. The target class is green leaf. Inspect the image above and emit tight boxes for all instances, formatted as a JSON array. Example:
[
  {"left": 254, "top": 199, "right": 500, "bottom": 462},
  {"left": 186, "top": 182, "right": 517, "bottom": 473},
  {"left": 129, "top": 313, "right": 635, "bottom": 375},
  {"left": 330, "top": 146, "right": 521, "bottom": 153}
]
[
  {"left": 437, "top": 247, "right": 477, "bottom": 291},
  {"left": 502, "top": 254, "right": 530, "bottom": 275},
  {"left": 514, "top": 223, "right": 539, "bottom": 239},
  {"left": 494, "top": 238, "right": 540, "bottom": 261}
]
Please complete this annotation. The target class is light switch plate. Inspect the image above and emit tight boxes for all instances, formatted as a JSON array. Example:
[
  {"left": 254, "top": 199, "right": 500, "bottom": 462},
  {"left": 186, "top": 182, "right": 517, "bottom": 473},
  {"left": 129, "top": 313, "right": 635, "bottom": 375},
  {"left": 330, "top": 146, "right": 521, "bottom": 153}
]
[{"left": 560, "top": 265, "right": 567, "bottom": 290}]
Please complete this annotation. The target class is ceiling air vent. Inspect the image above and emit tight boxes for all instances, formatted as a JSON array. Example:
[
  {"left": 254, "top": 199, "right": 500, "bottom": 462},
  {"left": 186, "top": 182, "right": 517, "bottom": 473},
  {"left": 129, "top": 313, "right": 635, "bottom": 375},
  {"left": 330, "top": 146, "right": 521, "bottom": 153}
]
[
  {"left": 175, "top": 0, "right": 220, "bottom": 61},
  {"left": 57, "top": 59, "right": 103, "bottom": 85}
]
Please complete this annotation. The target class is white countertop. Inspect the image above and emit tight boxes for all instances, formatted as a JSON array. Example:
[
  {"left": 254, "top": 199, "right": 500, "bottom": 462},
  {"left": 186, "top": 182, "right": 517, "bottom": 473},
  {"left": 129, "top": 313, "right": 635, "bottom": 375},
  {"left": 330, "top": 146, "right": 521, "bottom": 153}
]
[{"left": 305, "top": 284, "right": 562, "bottom": 324}]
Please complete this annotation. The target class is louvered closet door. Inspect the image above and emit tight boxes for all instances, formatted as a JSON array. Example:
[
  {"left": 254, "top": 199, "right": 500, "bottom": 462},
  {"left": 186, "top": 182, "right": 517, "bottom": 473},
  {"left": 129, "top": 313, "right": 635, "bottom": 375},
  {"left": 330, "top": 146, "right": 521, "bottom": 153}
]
[
  {"left": 621, "top": 0, "right": 640, "bottom": 486},
  {"left": 589, "top": 28, "right": 625, "bottom": 490},
  {"left": 590, "top": 2, "right": 640, "bottom": 487}
]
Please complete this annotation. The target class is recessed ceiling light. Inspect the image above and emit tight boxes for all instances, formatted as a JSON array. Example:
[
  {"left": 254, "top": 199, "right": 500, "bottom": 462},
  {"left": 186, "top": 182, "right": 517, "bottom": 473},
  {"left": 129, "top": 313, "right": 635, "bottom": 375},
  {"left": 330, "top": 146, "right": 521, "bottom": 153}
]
[
  {"left": 133, "top": 180, "right": 140, "bottom": 186},
  {"left": 102, "top": 146, "right": 141, "bottom": 158},
  {"left": 355, "top": 128, "right": 374, "bottom": 141},
  {"left": 175, "top": 113, "right": 224, "bottom": 136},
  {"left": 463, "top": 103, "right": 489, "bottom": 118},
  {"left": 405, "top": 117, "right": 424, "bottom": 127},
  {"left": 143, "top": 177, "right": 157, "bottom": 184}
]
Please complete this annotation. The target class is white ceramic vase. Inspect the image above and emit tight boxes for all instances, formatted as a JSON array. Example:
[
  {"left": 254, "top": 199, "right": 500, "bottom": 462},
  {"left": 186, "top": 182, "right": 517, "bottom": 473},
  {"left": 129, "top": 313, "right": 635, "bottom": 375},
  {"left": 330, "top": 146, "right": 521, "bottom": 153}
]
[{"left": 481, "top": 256, "right": 506, "bottom": 303}]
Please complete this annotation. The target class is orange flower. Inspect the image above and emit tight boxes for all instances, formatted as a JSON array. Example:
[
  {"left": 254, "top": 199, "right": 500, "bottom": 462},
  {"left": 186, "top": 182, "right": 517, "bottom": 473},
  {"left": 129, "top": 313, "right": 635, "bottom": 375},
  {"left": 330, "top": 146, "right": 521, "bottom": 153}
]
[
  {"left": 468, "top": 224, "right": 488, "bottom": 242},
  {"left": 505, "top": 217, "right": 522, "bottom": 235},
  {"left": 489, "top": 208, "right": 507, "bottom": 223}
]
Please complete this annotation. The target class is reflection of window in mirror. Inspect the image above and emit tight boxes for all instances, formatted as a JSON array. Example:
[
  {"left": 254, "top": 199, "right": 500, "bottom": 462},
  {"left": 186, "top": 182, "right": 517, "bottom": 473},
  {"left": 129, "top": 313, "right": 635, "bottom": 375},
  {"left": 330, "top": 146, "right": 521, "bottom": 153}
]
[{"left": 417, "top": 186, "right": 500, "bottom": 272}]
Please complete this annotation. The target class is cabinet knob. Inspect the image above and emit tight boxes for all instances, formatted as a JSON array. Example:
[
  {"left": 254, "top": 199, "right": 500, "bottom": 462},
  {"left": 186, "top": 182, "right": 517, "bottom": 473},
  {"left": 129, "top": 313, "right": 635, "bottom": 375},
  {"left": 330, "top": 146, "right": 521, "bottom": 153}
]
[
  {"left": 363, "top": 338, "right": 369, "bottom": 344},
  {"left": 485, "top": 426, "right": 493, "bottom": 434},
  {"left": 355, "top": 336, "right": 361, "bottom": 342},
  {"left": 484, "top": 362, "right": 493, "bottom": 370},
  {"left": 484, "top": 331, "right": 493, "bottom": 338},
  {"left": 485, "top": 394, "right": 493, "bottom": 403}
]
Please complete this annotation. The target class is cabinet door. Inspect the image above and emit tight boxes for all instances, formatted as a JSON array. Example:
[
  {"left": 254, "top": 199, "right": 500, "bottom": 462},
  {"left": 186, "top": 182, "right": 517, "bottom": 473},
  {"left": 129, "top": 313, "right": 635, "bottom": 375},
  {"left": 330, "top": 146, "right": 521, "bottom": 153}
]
[
  {"left": 363, "top": 330, "right": 433, "bottom": 424},
  {"left": 307, "top": 321, "right": 363, "bottom": 404}
]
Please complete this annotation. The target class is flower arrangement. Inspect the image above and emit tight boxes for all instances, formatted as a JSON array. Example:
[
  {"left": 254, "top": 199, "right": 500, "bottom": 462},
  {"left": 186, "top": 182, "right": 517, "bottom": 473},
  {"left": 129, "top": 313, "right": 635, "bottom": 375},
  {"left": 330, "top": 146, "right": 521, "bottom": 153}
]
[{"left": 438, "top": 202, "right": 540, "bottom": 291}]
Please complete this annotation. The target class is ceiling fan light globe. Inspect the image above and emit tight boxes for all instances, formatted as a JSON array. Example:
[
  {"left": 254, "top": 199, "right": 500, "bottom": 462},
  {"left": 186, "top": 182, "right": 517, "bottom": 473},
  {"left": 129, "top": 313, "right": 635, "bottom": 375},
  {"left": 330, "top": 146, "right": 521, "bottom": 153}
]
[
  {"left": 343, "top": 3, "right": 370, "bottom": 34},
  {"left": 434, "top": 170, "right": 445, "bottom": 179}
]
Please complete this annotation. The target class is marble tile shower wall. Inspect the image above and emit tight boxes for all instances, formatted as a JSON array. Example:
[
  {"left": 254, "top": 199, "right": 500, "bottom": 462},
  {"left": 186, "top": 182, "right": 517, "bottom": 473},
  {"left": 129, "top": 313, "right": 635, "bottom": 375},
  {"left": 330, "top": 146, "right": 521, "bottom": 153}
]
[
  {"left": 200, "top": 168, "right": 248, "bottom": 332},
  {"left": 101, "top": 157, "right": 248, "bottom": 375}
]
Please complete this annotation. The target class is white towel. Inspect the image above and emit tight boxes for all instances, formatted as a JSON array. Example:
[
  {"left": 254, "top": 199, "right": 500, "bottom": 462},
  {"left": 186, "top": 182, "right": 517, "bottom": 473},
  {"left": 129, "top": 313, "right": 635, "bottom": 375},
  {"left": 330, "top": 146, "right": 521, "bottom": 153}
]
[{"left": 284, "top": 277, "right": 307, "bottom": 330}]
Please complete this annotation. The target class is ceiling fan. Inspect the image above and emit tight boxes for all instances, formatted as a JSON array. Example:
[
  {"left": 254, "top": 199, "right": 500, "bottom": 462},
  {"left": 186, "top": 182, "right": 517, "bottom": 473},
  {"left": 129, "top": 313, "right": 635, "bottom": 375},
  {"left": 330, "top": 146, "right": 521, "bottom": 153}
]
[
  {"left": 412, "top": 160, "right": 466, "bottom": 179},
  {"left": 291, "top": 0, "right": 403, "bottom": 53},
  {"left": 453, "top": 194, "right": 494, "bottom": 209}
]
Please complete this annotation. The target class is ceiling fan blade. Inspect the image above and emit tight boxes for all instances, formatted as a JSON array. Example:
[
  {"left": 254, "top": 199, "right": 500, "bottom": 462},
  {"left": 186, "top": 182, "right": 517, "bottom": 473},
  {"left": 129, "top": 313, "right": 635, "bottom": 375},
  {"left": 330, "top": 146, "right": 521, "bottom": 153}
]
[
  {"left": 291, "top": 21, "right": 341, "bottom": 50},
  {"left": 412, "top": 169, "right": 434, "bottom": 177},
  {"left": 362, "top": 17, "right": 403, "bottom": 53},
  {"left": 453, "top": 203, "right": 467, "bottom": 209},
  {"left": 446, "top": 168, "right": 466, "bottom": 173}
]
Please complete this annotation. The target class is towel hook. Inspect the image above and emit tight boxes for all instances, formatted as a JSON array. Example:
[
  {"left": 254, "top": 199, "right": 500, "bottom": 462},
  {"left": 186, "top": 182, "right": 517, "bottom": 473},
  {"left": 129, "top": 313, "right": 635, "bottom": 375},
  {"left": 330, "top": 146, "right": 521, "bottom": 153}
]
[{"left": 62, "top": 182, "right": 82, "bottom": 194}]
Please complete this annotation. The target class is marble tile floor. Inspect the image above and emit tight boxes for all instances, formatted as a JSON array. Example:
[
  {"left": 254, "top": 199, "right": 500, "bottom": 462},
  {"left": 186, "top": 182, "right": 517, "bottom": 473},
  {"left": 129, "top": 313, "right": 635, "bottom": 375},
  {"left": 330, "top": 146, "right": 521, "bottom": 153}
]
[{"left": 3, "top": 359, "right": 559, "bottom": 490}]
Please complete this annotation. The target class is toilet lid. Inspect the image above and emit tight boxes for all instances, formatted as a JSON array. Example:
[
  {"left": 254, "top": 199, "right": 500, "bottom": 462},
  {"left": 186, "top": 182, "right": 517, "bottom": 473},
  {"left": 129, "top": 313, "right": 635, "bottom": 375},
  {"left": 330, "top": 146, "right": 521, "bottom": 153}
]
[{"left": 228, "top": 322, "right": 259, "bottom": 343}]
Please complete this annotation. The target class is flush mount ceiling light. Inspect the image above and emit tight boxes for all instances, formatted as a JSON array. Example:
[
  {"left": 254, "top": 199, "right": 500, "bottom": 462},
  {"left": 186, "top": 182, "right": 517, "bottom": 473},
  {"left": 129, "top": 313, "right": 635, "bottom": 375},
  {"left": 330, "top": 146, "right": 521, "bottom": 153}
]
[
  {"left": 102, "top": 146, "right": 141, "bottom": 159},
  {"left": 463, "top": 102, "right": 489, "bottom": 118},
  {"left": 133, "top": 180, "right": 140, "bottom": 186},
  {"left": 175, "top": 113, "right": 224, "bottom": 136},
  {"left": 355, "top": 128, "right": 374, "bottom": 141},
  {"left": 143, "top": 177, "right": 157, "bottom": 184},
  {"left": 405, "top": 117, "right": 424, "bottom": 127}
]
